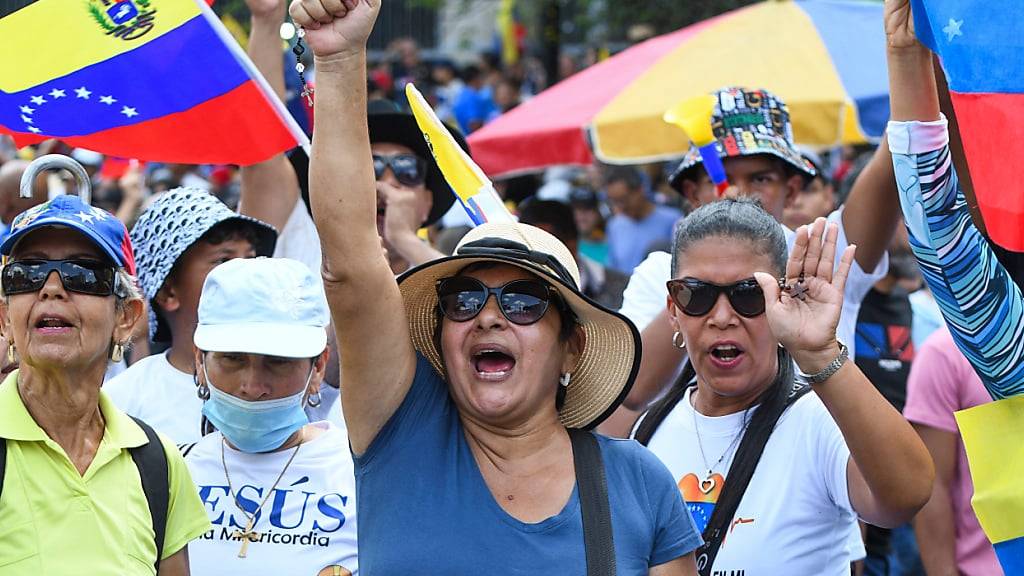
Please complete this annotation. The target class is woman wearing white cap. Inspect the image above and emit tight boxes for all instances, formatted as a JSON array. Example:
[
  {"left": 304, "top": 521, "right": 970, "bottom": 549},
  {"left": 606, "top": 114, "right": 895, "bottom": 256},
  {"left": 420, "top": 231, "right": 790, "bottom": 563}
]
[
  {"left": 181, "top": 257, "right": 357, "bottom": 576},
  {"left": 290, "top": 1, "right": 702, "bottom": 574}
]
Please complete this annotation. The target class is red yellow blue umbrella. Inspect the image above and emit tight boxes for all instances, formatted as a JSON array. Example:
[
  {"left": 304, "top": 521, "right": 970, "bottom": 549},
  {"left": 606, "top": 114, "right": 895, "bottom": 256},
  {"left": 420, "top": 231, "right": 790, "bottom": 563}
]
[{"left": 468, "top": 0, "right": 887, "bottom": 178}]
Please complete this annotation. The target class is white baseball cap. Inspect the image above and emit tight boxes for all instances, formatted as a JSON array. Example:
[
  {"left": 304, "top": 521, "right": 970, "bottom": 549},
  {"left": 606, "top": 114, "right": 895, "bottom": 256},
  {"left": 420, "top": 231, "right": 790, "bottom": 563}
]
[{"left": 194, "top": 257, "right": 330, "bottom": 358}]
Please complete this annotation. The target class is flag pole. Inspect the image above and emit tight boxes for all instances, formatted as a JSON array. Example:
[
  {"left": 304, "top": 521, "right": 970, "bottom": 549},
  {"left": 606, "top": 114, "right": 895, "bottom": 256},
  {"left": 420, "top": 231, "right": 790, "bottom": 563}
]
[{"left": 193, "top": 0, "right": 311, "bottom": 157}]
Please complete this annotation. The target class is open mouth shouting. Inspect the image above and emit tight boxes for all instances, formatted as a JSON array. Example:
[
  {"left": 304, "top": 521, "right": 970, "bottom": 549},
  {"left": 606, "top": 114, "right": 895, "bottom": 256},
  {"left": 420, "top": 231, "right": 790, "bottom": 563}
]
[
  {"left": 471, "top": 344, "right": 517, "bottom": 381},
  {"left": 708, "top": 341, "right": 745, "bottom": 370},
  {"left": 33, "top": 313, "right": 75, "bottom": 335}
]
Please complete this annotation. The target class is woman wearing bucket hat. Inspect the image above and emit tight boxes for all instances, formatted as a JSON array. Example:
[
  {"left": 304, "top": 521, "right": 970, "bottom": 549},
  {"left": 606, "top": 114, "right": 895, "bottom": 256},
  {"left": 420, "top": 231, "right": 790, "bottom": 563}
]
[
  {"left": 0, "top": 193, "right": 210, "bottom": 574},
  {"left": 632, "top": 199, "right": 932, "bottom": 574},
  {"left": 104, "top": 188, "right": 278, "bottom": 444},
  {"left": 182, "top": 257, "right": 357, "bottom": 576},
  {"left": 290, "top": 1, "right": 701, "bottom": 574}
]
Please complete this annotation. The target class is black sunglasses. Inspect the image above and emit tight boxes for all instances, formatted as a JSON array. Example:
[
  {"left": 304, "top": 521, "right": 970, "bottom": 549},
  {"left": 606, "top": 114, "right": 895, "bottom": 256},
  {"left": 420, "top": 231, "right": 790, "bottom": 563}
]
[
  {"left": 436, "top": 276, "right": 558, "bottom": 326},
  {"left": 666, "top": 277, "right": 766, "bottom": 318},
  {"left": 2, "top": 259, "right": 124, "bottom": 297},
  {"left": 373, "top": 153, "right": 426, "bottom": 187}
]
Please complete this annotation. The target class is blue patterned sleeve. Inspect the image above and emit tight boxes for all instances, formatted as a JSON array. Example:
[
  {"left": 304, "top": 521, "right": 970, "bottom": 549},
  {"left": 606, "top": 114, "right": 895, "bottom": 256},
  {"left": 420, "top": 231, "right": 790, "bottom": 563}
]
[{"left": 890, "top": 117, "right": 1024, "bottom": 400}]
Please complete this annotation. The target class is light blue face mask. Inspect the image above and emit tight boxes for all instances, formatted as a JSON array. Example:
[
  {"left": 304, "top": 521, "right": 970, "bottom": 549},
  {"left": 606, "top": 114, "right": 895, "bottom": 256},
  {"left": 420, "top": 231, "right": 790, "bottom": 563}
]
[{"left": 200, "top": 360, "right": 313, "bottom": 453}]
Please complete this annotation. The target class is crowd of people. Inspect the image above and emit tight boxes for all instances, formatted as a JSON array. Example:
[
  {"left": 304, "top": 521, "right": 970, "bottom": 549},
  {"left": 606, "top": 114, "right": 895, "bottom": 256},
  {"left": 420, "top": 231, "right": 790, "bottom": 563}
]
[{"left": 0, "top": 0, "right": 1014, "bottom": 574}]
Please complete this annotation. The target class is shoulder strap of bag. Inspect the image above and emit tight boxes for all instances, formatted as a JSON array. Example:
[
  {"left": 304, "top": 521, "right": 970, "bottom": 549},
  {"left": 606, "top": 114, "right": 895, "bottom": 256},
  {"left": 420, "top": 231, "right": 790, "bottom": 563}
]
[
  {"left": 569, "top": 428, "right": 616, "bottom": 576},
  {"left": 634, "top": 360, "right": 696, "bottom": 446},
  {"left": 0, "top": 438, "right": 6, "bottom": 504},
  {"left": 695, "top": 380, "right": 811, "bottom": 575},
  {"left": 129, "top": 416, "right": 170, "bottom": 574}
]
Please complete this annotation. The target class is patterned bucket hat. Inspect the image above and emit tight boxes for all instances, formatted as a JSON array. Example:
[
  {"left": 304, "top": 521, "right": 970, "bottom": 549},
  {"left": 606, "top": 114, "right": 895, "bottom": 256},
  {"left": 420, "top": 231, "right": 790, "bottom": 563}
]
[
  {"left": 131, "top": 187, "right": 277, "bottom": 342},
  {"left": 668, "top": 87, "right": 815, "bottom": 190}
]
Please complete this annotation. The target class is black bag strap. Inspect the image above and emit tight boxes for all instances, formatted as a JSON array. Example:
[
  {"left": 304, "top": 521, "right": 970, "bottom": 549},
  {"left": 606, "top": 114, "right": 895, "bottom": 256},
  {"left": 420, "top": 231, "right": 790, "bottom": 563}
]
[
  {"left": 694, "top": 378, "right": 810, "bottom": 575},
  {"left": 633, "top": 360, "right": 697, "bottom": 446},
  {"left": 0, "top": 438, "right": 6, "bottom": 504},
  {"left": 129, "top": 417, "right": 170, "bottom": 574},
  {"left": 569, "top": 428, "right": 616, "bottom": 576}
]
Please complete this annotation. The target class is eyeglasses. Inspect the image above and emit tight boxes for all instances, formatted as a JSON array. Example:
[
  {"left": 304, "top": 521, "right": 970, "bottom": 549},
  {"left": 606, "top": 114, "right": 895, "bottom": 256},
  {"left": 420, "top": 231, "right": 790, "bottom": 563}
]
[
  {"left": 436, "top": 277, "right": 558, "bottom": 325},
  {"left": 2, "top": 259, "right": 123, "bottom": 297},
  {"left": 666, "top": 277, "right": 766, "bottom": 318},
  {"left": 373, "top": 153, "right": 426, "bottom": 187}
]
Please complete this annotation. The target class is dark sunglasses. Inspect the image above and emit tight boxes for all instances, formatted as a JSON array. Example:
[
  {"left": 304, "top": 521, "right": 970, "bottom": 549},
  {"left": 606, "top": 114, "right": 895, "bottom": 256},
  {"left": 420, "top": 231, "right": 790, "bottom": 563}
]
[
  {"left": 436, "top": 276, "right": 558, "bottom": 326},
  {"left": 666, "top": 277, "right": 766, "bottom": 318},
  {"left": 2, "top": 259, "right": 124, "bottom": 297},
  {"left": 373, "top": 153, "right": 426, "bottom": 187}
]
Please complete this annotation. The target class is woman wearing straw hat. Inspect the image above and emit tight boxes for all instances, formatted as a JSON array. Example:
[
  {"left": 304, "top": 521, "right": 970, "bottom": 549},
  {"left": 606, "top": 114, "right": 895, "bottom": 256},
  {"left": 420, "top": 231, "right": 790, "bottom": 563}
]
[{"left": 289, "top": 0, "right": 702, "bottom": 574}]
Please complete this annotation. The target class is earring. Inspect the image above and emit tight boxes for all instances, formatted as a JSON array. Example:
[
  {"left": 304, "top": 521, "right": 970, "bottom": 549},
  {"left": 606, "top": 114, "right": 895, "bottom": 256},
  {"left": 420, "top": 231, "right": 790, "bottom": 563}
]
[
  {"left": 6, "top": 342, "right": 15, "bottom": 365},
  {"left": 672, "top": 331, "right": 686, "bottom": 349},
  {"left": 196, "top": 379, "right": 210, "bottom": 400},
  {"left": 110, "top": 342, "right": 125, "bottom": 363},
  {"left": 307, "top": 390, "right": 322, "bottom": 408},
  {"left": 559, "top": 372, "right": 571, "bottom": 387}
]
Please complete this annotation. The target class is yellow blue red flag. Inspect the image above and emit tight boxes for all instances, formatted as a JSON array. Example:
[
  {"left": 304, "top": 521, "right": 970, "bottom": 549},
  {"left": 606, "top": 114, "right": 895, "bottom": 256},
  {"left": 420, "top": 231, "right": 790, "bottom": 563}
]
[
  {"left": 405, "top": 83, "right": 513, "bottom": 226},
  {"left": 0, "top": 0, "right": 308, "bottom": 164}
]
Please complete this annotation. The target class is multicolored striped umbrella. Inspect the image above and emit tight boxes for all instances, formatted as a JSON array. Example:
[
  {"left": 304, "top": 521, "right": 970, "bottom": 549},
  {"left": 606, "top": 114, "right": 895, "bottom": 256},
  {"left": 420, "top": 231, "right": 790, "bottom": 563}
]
[{"left": 468, "top": 0, "right": 888, "bottom": 178}]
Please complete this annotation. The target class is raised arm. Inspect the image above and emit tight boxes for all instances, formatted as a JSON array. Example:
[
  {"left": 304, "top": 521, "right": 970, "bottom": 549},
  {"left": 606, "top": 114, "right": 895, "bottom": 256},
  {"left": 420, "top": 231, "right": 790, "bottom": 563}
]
[
  {"left": 290, "top": 0, "right": 417, "bottom": 455},
  {"left": 238, "top": 0, "right": 303, "bottom": 232},
  {"left": 886, "top": 0, "right": 1024, "bottom": 400},
  {"left": 838, "top": 136, "right": 898, "bottom": 273}
]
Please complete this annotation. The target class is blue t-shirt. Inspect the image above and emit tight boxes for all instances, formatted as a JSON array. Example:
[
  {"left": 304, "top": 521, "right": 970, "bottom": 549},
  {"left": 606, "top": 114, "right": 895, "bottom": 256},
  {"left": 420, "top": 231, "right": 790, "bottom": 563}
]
[
  {"left": 354, "top": 354, "right": 702, "bottom": 575},
  {"left": 606, "top": 206, "right": 682, "bottom": 274}
]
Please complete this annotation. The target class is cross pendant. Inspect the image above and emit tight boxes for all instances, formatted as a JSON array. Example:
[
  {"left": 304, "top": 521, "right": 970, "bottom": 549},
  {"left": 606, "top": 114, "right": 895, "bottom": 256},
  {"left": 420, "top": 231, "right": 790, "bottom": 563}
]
[
  {"left": 232, "top": 520, "right": 261, "bottom": 558},
  {"left": 789, "top": 281, "right": 808, "bottom": 301},
  {"left": 301, "top": 84, "right": 314, "bottom": 106}
]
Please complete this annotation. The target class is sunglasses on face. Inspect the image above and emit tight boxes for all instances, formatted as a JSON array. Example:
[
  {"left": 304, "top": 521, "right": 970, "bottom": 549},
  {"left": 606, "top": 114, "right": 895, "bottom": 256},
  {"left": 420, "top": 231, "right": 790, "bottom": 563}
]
[
  {"left": 436, "top": 276, "right": 559, "bottom": 326},
  {"left": 2, "top": 259, "right": 122, "bottom": 297},
  {"left": 666, "top": 277, "right": 766, "bottom": 318},
  {"left": 373, "top": 154, "right": 426, "bottom": 187}
]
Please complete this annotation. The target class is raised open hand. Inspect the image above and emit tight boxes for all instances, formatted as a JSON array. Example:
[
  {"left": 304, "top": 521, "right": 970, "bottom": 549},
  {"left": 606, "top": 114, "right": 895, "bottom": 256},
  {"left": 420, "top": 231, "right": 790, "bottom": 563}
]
[
  {"left": 753, "top": 218, "right": 856, "bottom": 373},
  {"left": 884, "top": 0, "right": 920, "bottom": 51},
  {"left": 288, "top": 0, "right": 381, "bottom": 58}
]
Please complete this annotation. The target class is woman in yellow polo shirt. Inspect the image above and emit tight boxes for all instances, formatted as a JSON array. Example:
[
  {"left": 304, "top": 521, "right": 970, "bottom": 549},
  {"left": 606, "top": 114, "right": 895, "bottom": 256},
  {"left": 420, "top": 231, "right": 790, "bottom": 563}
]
[{"left": 0, "top": 188, "right": 210, "bottom": 575}]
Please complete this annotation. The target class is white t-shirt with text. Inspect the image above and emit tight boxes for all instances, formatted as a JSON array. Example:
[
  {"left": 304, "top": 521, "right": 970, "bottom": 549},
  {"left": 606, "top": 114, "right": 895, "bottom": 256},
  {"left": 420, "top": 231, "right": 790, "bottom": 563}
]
[
  {"left": 644, "top": 387, "right": 860, "bottom": 575},
  {"left": 185, "top": 421, "right": 358, "bottom": 576}
]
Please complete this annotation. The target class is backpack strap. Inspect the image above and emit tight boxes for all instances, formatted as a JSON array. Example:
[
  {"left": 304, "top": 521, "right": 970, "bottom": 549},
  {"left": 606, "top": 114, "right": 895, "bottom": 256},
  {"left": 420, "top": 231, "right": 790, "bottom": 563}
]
[
  {"left": 128, "top": 417, "right": 169, "bottom": 574},
  {"left": 0, "top": 438, "right": 6, "bottom": 504},
  {"left": 569, "top": 428, "right": 616, "bottom": 576},
  {"left": 694, "top": 379, "right": 811, "bottom": 575}
]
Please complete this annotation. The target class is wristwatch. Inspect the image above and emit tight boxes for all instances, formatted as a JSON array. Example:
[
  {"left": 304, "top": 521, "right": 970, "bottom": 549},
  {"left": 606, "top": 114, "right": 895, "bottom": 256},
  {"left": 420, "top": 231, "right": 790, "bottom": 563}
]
[{"left": 797, "top": 342, "right": 849, "bottom": 385}]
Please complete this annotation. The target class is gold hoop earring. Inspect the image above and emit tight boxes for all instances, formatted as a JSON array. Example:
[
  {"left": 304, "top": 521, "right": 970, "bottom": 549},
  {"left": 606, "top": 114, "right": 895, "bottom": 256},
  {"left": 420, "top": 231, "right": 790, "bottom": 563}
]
[
  {"left": 111, "top": 342, "right": 125, "bottom": 363},
  {"left": 671, "top": 331, "right": 686, "bottom": 350}
]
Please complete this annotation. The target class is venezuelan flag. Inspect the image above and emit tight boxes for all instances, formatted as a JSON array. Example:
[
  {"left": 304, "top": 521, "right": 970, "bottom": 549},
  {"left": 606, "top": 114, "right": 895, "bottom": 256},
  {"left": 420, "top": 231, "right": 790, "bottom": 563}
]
[
  {"left": 912, "top": 0, "right": 1024, "bottom": 253},
  {"left": 0, "top": 0, "right": 307, "bottom": 165}
]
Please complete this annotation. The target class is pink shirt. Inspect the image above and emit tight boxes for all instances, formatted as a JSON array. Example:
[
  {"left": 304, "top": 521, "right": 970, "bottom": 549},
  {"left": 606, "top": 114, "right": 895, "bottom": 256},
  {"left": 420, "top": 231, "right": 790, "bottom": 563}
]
[{"left": 903, "top": 327, "right": 1002, "bottom": 576}]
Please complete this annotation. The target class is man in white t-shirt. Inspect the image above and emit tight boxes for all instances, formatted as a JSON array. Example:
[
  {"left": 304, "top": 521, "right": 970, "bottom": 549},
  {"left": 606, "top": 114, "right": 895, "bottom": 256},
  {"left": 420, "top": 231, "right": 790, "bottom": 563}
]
[
  {"left": 609, "top": 87, "right": 901, "bottom": 420},
  {"left": 183, "top": 257, "right": 357, "bottom": 576},
  {"left": 103, "top": 188, "right": 278, "bottom": 443}
]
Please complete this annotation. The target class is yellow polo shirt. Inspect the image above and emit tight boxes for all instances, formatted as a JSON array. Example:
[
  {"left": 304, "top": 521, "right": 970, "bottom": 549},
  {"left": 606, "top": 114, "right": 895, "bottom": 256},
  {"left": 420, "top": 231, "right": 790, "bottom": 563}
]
[{"left": 0, "top": 371, "right": 211, "bottom": 574}]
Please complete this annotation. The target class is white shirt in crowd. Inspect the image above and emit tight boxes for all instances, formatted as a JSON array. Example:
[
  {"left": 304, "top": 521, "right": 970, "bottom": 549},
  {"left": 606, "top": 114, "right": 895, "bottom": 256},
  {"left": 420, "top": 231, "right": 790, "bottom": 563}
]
[
  {"left": 105, "top": 352, "right": 203, "bottom": 443},
  {"left": 617, "top": 207, "right": 888, "bottom": 361},
  {"left": 184, "top": 421, "right": 358, "bottom": 576},
  {"left": 643, "top": 387, "right": 862, "bottom": 575}
]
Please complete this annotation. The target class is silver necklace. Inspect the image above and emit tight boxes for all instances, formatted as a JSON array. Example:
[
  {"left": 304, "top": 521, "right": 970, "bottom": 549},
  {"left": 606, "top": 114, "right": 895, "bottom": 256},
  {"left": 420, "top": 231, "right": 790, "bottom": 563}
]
[{"left": 691, "top": 389, "right": 751, "bottom": 494}]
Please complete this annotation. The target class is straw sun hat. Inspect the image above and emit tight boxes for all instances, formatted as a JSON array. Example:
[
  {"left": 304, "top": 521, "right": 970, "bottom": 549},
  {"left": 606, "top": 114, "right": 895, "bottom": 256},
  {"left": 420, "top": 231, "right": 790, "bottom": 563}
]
[{"left": 397, "top": 221, "right": 640, "bottom": 430}]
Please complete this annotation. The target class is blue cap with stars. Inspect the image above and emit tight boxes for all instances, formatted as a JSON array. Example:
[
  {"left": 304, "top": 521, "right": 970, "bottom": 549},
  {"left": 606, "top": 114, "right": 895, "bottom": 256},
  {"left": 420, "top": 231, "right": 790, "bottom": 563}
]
[{"left": 0, "top": 195, "right": 136, "bottom": 275}]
